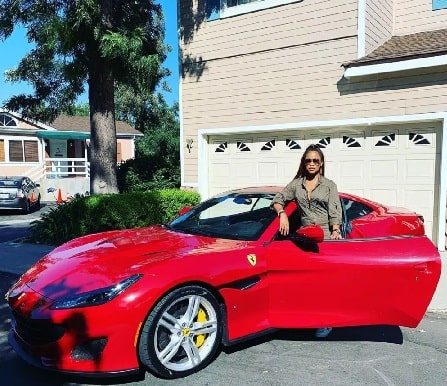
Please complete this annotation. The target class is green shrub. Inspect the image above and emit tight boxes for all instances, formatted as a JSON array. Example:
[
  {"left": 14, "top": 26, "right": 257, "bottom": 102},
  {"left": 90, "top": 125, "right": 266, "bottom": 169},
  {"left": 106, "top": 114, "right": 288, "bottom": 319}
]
[{"left": 30, "top": 189, "right": 201, "bottom": 246}]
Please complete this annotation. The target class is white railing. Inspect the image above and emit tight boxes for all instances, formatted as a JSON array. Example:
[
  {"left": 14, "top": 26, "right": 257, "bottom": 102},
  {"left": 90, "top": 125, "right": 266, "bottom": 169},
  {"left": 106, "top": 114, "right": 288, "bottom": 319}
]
[{"left": 44, "top": 157, "right": 90, "bottom": 178}]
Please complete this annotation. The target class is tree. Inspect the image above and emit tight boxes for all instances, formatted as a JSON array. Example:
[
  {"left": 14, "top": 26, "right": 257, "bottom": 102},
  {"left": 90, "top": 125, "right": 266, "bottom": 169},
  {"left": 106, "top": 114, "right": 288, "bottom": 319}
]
[
  {"left": 69, "top": 103, "right": 90, "bottom": 117},
  {"left": 115, "top": 86, "right": 180, "bottom": 192},
  {"left": 0, "top": 0, "right": 168, "bottom": 194}
]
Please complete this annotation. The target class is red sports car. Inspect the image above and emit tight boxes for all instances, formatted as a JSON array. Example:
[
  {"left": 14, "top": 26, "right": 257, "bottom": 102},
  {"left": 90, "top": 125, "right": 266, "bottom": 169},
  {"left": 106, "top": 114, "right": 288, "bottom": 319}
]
[{"left": 6, "top": 187, "right": 441, "bottom": 379}]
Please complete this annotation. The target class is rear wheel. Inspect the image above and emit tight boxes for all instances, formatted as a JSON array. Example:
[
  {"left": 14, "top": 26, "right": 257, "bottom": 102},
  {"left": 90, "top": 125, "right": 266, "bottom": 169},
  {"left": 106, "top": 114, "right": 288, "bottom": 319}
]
[{"left": 138, "top": 286, "right": 222, "bottom": 379}]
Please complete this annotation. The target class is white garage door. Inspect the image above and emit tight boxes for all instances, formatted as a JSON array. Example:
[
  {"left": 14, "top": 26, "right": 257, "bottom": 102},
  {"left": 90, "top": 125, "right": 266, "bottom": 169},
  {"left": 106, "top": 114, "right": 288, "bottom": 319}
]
[{"left": 208, "top": 123, "right": 440, "bottom": 243}]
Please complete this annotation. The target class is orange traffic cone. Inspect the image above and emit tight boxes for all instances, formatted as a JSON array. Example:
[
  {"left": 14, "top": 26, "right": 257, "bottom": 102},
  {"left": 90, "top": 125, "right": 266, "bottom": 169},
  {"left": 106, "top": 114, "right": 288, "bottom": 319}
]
[
  {"left": 30, "top": 191, "right": 35, "bottom": 202},
  {"left": 56, "top": 188, "right": 63, "bottom": 204}
]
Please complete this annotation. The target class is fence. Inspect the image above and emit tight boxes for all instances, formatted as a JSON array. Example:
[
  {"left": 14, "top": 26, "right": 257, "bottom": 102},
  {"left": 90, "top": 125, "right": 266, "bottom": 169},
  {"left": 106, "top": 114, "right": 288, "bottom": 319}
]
[{"left": 26, "top": 158, "right": 90, "bottom": 181}]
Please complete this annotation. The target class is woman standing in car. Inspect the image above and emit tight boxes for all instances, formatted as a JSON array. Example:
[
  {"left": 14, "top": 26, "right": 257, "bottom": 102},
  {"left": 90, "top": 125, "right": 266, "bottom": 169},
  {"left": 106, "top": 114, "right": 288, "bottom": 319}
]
[
  {"left": 272, "top": 143, "right": 342, "bottom": 240},
  {"left": 271, "top": 143, "right": 343, "bottom": 338}
]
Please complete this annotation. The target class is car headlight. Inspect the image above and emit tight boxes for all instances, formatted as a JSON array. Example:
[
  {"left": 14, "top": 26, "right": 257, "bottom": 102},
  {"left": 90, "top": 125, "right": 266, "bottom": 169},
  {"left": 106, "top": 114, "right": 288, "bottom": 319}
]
[{"left": 51, "top": 274, "right": 142, "bottom": 310}]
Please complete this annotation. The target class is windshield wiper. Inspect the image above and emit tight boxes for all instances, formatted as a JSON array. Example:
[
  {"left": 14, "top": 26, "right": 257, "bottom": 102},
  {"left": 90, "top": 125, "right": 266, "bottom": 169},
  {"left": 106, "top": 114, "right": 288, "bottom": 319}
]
[{"left": 165, "top": 224, "right": 215, "bottom": 238}]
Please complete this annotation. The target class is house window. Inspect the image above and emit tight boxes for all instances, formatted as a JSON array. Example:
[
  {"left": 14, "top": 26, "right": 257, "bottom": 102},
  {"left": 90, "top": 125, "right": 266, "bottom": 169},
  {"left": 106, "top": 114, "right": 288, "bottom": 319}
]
[
  {"left": 227, "top": 0, "right": 265, "bottom": 7},
  {"left": 433, "top": 0, "right": 447, "bottom": 10},
  {"left": 219, "top": 0, "right": 302, "bottom": 19},
  {"left": 7, "top": 140, "right": 39, "bottom": 162},
  {"left": 0, "top": 113, "right": 18, "bottom": 127}
]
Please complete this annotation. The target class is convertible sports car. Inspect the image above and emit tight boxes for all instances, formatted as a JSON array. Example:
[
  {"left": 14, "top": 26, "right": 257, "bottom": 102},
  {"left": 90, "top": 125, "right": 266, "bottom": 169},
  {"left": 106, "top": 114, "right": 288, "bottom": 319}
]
[{"left": 6, "top": 187, "right": 441, "bottom": 379}]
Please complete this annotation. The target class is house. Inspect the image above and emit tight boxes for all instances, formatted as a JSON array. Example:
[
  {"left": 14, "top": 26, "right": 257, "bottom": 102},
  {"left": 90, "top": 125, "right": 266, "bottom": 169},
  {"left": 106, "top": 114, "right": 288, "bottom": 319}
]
[
  {"left": 0, "top": 110, "right": 143, "bottom": 200},
  {"left": 178, "top": 0, "right": 447, "bottom": 251}
]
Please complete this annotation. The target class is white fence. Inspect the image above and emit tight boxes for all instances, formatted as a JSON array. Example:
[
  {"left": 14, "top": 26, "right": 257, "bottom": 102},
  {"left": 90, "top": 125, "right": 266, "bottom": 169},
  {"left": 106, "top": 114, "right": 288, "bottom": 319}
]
[
  {"left": 27, "top": 158, "right": 90, "bottom": 181},
  {"left": 45, "top": 158, "right": 90, "bottom": 178}
]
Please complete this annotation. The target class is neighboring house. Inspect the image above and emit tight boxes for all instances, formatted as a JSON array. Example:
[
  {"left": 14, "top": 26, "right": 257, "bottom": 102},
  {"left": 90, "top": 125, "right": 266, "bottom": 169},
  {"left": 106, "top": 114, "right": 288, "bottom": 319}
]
[
  {"left": 0, "top": 110, "right": 143, "bottom": 199},
  {"left": 178, "top": 0, "right": 447, "bottom": 250}
]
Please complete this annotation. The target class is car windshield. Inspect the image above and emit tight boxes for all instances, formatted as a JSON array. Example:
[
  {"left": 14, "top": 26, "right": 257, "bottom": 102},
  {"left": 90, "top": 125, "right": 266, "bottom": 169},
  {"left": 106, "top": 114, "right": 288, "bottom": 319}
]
[
  {"left": 0, "top": 179, "right": 20, "bottom": 188},
  {"left": 168, "top": 192, "right": 277, "bottom": 240}
]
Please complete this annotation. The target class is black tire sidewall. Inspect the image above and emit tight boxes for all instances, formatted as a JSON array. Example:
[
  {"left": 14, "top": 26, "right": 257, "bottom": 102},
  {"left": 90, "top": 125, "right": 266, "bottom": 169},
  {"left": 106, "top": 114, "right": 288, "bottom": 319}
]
[{"left": 23, "top": 200, "right": 30, "bottom": 214}]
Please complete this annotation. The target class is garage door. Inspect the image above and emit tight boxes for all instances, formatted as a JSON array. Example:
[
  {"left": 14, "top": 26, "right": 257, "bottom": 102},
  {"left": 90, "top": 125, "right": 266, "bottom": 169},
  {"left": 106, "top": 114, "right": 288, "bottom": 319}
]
[{"left": 208, "top": 123, "right": 440, "bottom": 243}]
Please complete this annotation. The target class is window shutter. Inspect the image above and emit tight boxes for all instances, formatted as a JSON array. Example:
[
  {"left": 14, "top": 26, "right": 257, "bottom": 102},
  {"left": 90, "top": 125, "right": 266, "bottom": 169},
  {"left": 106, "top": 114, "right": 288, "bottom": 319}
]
[
  {"left": 0, "top": 140, "right": 5, "bottom": 162},
  {"left": 24, "top": 141, "right": 39, "bottom": 162},
  {"left": 9, "top": 141, "right": 24, "bottom": 162},
  {"left": 117, "top": 142, "right": 122, "bottom": 163}
]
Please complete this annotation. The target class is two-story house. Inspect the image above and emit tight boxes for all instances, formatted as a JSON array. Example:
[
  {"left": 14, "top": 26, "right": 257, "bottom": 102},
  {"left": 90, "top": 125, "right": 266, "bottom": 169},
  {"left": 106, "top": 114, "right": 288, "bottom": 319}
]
[{"left": 178, "top": 0, "right": 447, "bottom": 250}]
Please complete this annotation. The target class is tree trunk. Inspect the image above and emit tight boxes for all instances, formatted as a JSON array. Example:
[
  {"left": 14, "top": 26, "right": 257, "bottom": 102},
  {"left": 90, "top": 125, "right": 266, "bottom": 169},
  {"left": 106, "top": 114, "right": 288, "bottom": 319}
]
[
  {"left": 87, "top": 0, "right": 118, "bottom": 195},
  {"left": 88, "top": 60, "right": 119, "bottom": 195}
]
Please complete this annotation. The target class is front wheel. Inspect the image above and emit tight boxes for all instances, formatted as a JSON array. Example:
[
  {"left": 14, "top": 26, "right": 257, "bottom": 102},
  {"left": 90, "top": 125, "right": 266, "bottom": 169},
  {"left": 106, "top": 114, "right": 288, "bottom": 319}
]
[{"left": 138, "top": 286, "right": 222, "bottom": 379}]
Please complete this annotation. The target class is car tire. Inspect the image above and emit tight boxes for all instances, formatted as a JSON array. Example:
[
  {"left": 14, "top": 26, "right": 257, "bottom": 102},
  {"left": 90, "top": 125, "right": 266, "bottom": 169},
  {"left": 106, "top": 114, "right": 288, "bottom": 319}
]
[
  {"left": 138, "top": 285, "right": 222, "bottom": 379},
  {"left": 22, "top": 200, "right": 31, "bottom": 214}
]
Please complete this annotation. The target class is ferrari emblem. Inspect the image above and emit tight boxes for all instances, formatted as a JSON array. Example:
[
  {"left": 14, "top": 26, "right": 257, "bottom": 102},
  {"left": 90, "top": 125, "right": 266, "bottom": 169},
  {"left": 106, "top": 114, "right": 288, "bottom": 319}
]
[{"left": 247, "top": 254, "right": 256, "bottom": 266}]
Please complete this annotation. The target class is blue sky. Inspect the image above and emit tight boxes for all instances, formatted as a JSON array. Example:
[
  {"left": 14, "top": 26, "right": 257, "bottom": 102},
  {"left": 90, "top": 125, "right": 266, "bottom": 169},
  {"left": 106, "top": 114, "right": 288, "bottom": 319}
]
[{"left": 0, "top": 1, "right": 179, "bottom": 107}]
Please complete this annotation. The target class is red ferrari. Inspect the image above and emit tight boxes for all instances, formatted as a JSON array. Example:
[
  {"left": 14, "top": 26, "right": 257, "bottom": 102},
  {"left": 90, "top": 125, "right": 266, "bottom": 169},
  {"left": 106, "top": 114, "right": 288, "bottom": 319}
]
[{"left": 6, "top": 187, "right": 441, "bottom": 379}]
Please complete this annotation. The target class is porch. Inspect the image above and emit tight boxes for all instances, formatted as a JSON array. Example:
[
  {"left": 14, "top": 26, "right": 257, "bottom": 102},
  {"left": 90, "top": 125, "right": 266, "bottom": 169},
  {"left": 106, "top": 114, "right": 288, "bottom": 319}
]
[{"left": 27, "top": 157, "right": 90, "bottom": 201}]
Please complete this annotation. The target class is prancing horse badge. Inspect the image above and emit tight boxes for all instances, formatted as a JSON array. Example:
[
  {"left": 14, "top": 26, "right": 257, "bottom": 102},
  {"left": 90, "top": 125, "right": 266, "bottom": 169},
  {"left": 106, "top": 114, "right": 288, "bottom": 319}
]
[{"left": 247, "top": 254, "right": 256, "bottom": 266}]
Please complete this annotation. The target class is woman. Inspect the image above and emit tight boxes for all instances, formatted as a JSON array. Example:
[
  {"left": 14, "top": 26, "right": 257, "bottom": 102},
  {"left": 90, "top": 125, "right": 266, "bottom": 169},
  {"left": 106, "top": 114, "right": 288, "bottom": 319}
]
[
  {"left": 271, "top": 144, "right": 343, "bottom": 338},
  {"left": 272, "top": 144, "right": 342, "bottom": 239}
]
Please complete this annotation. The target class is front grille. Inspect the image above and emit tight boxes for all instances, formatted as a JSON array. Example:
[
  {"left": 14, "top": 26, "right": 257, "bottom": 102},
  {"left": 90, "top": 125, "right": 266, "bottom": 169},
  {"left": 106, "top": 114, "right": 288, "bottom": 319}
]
[
  {"left": 72, "top": 338, "right": 108, "bottom": 360},
  {"left": 12, "top": 310, "right": 65, "bottom": 345}
]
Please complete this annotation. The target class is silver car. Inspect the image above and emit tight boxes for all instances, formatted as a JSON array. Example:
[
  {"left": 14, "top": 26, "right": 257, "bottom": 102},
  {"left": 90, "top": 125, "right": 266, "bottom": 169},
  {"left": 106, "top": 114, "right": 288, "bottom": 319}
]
[{"left": 0, "top": 176, "right": 41, "bottom": 213}]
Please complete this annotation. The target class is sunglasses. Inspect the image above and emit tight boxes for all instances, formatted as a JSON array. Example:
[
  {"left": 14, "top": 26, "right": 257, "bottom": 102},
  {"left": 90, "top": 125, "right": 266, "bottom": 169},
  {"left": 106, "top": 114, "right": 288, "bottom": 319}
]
[{"left": 304, "top": 158, "right": 321, "bottom": 165}]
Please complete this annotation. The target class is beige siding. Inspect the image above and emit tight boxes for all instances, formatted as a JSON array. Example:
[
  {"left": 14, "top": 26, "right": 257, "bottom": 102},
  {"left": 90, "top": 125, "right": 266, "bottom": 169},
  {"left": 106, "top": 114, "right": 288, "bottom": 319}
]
[
  {"left": 0, "top": 165, "right": 35, "bottom": 176},
  {"left": 395, "top": 0, "right": 447, "bottom": 35},
  {"left": 116, "top": 139, "right": 134, "bottom": 162},
  {"left": 182, "top": 38, "right": 356, "bottom": 128},
  {"left": 181, "top": 0, "right": 358, "bottom": 61},
  {"left": 365, "top": 0, "right": 393, "bottom": 54},
  {"left": 183, "top": 39, "right": 447, "bottom": 128}
]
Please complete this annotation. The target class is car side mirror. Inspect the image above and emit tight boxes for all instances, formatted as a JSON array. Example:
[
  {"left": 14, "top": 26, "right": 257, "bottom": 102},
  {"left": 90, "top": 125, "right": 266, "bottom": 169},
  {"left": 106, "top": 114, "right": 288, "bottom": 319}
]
[
  {"left": 296, "top": 225, "right": 324, "bottom": 243},
  {"left": 178, "top": 206, "right": 192, "bottom": 216}
]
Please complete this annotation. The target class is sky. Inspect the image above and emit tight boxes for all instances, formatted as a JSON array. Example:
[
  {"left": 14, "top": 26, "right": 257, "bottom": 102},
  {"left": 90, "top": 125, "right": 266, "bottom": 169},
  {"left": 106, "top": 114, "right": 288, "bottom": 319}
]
[{"left": 0, "top": 1, "right": 179, "bottom": 107}]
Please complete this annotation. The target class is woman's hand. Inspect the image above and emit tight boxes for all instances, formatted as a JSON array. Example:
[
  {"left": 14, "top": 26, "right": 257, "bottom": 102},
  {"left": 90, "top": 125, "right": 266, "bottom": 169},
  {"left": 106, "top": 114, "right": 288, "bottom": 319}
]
[
  {"left": 279, "top": 213, "right": 289, "bottom": 236},
  {"left": 330, "top": 229, "right": 342, "bottom": 240}
]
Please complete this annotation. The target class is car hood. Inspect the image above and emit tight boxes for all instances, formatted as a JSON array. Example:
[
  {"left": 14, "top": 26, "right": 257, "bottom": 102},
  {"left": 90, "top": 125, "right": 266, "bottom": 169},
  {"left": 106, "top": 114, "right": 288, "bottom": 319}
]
[{"left": 15, "top": 226, "right": 240, "bottom": 299}]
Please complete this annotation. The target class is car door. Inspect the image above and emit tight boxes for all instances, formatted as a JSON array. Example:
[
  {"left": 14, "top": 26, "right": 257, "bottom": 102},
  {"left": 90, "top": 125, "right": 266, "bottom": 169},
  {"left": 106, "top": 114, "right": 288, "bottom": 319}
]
[{"left": 264, "top": 234, "right": 440, "bottom": 329}]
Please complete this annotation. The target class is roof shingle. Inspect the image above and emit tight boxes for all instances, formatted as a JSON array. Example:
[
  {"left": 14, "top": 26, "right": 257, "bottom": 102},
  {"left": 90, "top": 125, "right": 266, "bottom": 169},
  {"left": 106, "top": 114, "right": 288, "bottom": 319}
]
[
  {"left": 50, "top": 115, "right": 142, "bottom": 136},
  {"left": 343, "top": 29, "right": 447, "bottom": 68}
]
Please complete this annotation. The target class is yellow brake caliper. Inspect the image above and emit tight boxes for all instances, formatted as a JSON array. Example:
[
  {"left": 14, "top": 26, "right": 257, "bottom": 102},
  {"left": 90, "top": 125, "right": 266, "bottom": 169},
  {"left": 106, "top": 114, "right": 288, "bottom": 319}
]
[{"left": 194, "top": 308, "right": 207, "bottom": 347}]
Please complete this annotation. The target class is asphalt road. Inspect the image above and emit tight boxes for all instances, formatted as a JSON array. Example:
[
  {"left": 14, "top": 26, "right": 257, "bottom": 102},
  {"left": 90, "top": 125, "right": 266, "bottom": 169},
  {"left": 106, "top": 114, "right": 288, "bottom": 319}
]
[
  {"left": 1, "top": 269, "right": 446, "bottom": 386},
  {"left": 0, "top": 202, "right": 54, "bottom": 243}
]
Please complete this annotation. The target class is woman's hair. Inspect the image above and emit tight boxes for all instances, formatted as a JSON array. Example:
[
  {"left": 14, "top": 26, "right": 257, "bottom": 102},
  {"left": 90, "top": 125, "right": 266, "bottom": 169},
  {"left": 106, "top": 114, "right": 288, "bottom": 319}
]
[{"left": 294, "top": 144, "right": 325, "bottom": 178}]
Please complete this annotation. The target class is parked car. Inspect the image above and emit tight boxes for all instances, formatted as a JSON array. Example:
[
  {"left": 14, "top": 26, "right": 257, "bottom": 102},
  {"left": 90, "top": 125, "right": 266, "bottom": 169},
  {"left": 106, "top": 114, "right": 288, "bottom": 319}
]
[
  {"left": 0, "top": 176, "right": 41, "bottom": 213},
  {"left": 6, "top": 187, "right": 440, "bottom": 379}
]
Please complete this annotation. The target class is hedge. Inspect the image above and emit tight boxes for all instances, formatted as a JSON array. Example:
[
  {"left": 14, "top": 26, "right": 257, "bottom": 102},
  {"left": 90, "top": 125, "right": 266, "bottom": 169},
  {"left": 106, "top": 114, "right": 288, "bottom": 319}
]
[{"left": 30, "top": 189, "right": 201, "bottom": 245}]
